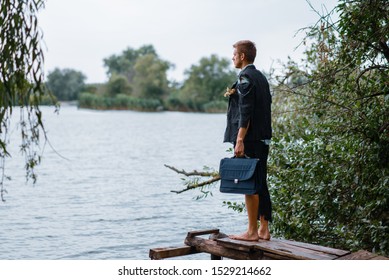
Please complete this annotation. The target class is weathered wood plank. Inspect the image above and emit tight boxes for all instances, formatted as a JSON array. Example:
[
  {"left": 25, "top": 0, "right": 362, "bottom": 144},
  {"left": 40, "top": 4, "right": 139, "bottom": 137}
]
[
  {"left": 337, "top": 250, "right": 389, "bottom": 260},
  {"left": 217, "top": 238, "right": 339, "bottom": 260},
  {"left": 370, "top": 255, "right": 389, "bottom": 260},
  {"left": 149, "top": 246, "right": 199, "bottom": 260},
  {"left": 187, "top": 229, "right": 220, "bottom": 238},
  {"left": 216, "top": 238, "right": 260, "bottom": 253},
  {"left": 254, "top": 239, "right": 340, "bottom": 260},
  {"left": 273, "top": 239, "right": 350, "bottom": 257},
  {"left": 185, "top": 236, "right": 263, "bottom": 260},
  {"left": 149, "top": 228, "right": 388, "bottom": 260}
]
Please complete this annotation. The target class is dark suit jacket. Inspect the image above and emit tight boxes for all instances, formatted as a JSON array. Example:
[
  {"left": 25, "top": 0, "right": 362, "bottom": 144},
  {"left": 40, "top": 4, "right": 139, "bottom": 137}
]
[{"left": 224, "top": 65, "right": 272, "bottom": 143}]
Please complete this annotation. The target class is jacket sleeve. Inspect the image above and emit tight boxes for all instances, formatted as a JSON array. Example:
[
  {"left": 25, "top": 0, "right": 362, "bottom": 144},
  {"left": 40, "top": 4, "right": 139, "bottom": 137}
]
[{"left": 238, "top": 74, "right": 254, "bottom": 128}]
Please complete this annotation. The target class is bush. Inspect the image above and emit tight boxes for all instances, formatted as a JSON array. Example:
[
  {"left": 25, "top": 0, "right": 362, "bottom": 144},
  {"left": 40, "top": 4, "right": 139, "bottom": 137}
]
[
  {"left": 202, "top": 100, "right": 228, "bottom": 113},
  {"left": 78, "top": 92, "right": 162, "bottom": 111},
  {"left": 106, "top": 74, "right": 132, "bottom": 97},
  {"left": 165, "top": 94, "right": 188, "bottom": 112}
]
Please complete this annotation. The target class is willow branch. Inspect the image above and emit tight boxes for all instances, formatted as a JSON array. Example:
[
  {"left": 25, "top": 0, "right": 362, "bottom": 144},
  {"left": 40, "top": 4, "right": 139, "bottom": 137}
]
[{"left": 356, "top": 65, "right": 389, "bottom": 93}]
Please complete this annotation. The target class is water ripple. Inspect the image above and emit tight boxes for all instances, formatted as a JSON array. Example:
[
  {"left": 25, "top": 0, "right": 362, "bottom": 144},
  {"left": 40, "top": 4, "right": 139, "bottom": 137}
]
[{"left": 1, "top": 106, "right": 245, "bottom": 259}]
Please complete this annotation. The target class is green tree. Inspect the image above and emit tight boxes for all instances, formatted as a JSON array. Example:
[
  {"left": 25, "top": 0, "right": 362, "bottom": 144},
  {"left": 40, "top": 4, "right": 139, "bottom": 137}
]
[
  {"left": 106, "top": 74, "right": 132, "bottom": 97},
  {"left": 0, "top": 0, "right": 51, "bottom": 201},
  {"left": 179, "top": 54, "right": 236, "bottom": 111},
  {"left": 103, "top": 45, "right": 157, "bottom": 82},
  {"left": 270, "top": 0, "right": 388, "bottom": 255},
  {"left": 103, "top": 45, "right": 172, "bottom": 101},
  {"left": 46, "top": 68, "right": 86, "bottom": 101},
  {"left": 133, "top": 53, "right": 170, "bottom": 99}
]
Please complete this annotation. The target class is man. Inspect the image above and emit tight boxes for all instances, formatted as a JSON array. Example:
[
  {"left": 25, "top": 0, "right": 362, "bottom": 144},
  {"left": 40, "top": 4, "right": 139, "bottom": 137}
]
[{"left": 224, "top": 40, "right": 272, "bottom": 241}]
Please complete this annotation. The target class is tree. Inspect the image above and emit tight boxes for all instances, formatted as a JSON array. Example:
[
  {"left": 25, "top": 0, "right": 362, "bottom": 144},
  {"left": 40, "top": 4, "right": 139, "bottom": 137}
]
[
  {"left": 106, "top": 73, "right": 132, "bottom": 97},
  {"left": 133, "top": 53, "right": 170, "bottom": 99},
  {"left": 179, "top": 54, "right": 237, "bottom": 111},
  {"left": 1, "top": 0, "right": 51, "bottom": 201},
  {"left": 103, "top": 45, "right": 158, "bottom": 82},
  {"left": 103, "top": 45, "right": 172, "bottom": 100},
  {"left": 269, "top": 0, "right": 389, "bottom": 255},
  {"left": 46, "top": 68, "right": 86, "bottom": 101}
]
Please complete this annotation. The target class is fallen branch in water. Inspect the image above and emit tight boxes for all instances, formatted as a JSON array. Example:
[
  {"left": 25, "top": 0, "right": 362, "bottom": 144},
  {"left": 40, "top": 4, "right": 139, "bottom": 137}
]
[
  {"left": 171, "top": 176, "right": 221, "bottom": 194},
  {"left": 164, "top": 164, "right": 217, "bottom": 177},
  {"left": 165, "top": 164, "right": 220, "bottom": 195}
]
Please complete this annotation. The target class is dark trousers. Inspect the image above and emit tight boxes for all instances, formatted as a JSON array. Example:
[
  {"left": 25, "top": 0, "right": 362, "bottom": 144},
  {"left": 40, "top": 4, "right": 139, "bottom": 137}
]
[{"left": 239, "top": 141, "right": 272, "bottom": 222}]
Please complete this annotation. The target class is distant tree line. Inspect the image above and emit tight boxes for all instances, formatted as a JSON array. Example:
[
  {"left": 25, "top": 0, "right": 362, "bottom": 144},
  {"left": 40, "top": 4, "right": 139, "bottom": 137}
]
[{"left": 45, "top": 45, "right": 237, "bottom": 113}]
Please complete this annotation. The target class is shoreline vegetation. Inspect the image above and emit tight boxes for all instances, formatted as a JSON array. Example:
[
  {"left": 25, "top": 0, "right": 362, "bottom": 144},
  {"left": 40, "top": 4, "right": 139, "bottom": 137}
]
[
  {"left": 42, "top": 90, "right": 229, "bottom": 113},
  {"left": 77, "top": 92, "right": 229, "bottom": 113},
  {"left": 42, "top": 93, "right": 229, "bottom": 113},
  {"left": 44, "top": 47, "right": 237, "bottom": 114}
]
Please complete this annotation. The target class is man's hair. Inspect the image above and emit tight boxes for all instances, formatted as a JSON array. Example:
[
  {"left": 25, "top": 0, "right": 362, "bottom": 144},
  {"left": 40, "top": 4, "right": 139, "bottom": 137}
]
[{"left": 233, "top": 40, "right": 257, "bottom": 63}]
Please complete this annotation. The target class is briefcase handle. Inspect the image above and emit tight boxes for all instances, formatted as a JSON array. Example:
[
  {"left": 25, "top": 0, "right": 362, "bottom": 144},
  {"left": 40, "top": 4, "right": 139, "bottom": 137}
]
[{"left": 232, "top": 154, "right": 251, "bottom": 159}]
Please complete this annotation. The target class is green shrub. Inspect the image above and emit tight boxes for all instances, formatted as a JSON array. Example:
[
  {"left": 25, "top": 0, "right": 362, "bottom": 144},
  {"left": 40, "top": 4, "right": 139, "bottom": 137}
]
[
  {"left": 202, "top": 100, "right": 228, "bottom": 113},
  {"left": 78, "top": 92, "right": 162, "bottom": 111}
]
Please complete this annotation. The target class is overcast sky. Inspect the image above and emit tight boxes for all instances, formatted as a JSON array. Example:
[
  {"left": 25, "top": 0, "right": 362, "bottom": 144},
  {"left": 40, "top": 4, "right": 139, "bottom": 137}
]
[{"left": 38, "top": 0, "right": 338, "bottom": 84}]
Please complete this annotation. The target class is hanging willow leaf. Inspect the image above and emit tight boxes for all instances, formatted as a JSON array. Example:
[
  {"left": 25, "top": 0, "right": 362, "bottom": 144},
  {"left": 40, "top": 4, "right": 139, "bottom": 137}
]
[{"left": 0, "top": 0, "right": 55, "bottom": 201}]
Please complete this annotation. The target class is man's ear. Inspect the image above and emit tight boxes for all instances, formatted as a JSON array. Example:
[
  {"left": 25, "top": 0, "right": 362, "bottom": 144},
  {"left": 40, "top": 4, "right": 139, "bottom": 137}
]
[{"left": 240, "top": 52, "right": 246, "bottom": 61}]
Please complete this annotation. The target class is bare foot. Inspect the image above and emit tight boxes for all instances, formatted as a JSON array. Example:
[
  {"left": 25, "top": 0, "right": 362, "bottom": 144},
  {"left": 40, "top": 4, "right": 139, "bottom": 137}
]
[
  {"left": 229, "top": 231, "right": 259, "bottom": 241},
  {"left": 258, "top": 227, "right": 271, "bottom": 240}
]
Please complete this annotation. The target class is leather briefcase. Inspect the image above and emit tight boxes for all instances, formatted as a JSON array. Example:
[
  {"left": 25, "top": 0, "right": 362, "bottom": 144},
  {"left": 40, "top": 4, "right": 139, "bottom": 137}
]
[{"left": 219, "top": 157, "right": 260, "bottom": 195}]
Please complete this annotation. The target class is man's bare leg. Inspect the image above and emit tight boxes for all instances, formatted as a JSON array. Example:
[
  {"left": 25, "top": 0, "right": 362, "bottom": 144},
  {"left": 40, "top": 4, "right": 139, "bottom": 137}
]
[
  {"left": 258, "top": 215, "right": 271, "bottom": 240},
  {"left": 230, "top": 194, "right": 259, "bottom": 241}
]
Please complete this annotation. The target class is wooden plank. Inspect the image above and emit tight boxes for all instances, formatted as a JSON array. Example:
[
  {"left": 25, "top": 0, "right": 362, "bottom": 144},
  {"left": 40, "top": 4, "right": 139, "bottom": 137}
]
[
  {"left": 217, "top": 238, "right": 339, "bottom": 260},
  {"left": 209, "top": 232, "right": 229, "bottom": 240},
  {"left": 337, "top": 250, "right": 389, "bottom": 260},
  {"left": 254, "top": 239, "right": 339, "bottom": 260},
  {"left": 273, "top": 239, "right": 350, "bottom": 257},
  {"left": 216, "top": 238, "right": 260, "bottom": 253},
  {"left": 185, "top": 236, "right": 263, "bottom": 260},
  {"left": 215, "top": 236, "right": 350, "bottom": 258},
  {"left": 370, "top": 255, "right": 389, "bottom": 260},
  {"left": 216, "top": 240, "right": 293, "bottom": 260},
  {"left": 187, "top": 229, "right": 220, "bottom": 238},
  {"left": 261, "top": 251, "right": 294, "bottom": 260},
  {"left": 149, "top": 246, "right": 198, "bottom": 260},
  {"left": 151, "top": 229, "right": 387, "bottom": 260}
]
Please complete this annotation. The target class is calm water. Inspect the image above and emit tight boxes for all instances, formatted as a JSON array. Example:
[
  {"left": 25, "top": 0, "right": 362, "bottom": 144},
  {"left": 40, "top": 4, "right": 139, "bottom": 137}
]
[{"left": 1, "top": 105, "right": 246, "bottom": 259}]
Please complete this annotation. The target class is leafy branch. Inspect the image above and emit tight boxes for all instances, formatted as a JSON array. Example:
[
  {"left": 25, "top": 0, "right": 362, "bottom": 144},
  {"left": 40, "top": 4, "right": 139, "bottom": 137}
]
[{"left": 164, "top": 164, "right": 220, "bottom": 196}]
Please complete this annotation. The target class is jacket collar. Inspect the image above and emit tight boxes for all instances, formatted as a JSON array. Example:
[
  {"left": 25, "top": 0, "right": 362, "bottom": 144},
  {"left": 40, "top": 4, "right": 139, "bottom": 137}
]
[{"left": 239, "top": 64, "right": 255, "bottom": 74}]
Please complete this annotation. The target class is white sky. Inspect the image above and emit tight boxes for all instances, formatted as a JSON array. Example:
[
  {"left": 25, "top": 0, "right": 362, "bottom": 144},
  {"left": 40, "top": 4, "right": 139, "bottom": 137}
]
[{"left": 38, "top": 0, "right": 338, "bottom": 84}]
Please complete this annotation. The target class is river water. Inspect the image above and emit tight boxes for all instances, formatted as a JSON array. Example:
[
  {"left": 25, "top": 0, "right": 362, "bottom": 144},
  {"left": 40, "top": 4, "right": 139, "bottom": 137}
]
[{"left": 1, "top": 105, "right": 246, "bottom": 260}]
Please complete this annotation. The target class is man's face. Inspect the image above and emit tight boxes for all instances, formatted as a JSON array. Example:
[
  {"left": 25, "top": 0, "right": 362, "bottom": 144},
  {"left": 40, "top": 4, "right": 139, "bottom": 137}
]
[{"left": 232, "top": 48, "right": 243, "bottom": 69}]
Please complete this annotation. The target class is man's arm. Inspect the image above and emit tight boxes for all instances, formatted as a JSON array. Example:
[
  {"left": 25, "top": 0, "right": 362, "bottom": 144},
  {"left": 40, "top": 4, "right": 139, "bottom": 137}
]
[
  {"left": 235, "top": 73, "right": 254, "bottom": 157},
  {"left": 234, "top": 126, "right": 248, "bottom": 157}
]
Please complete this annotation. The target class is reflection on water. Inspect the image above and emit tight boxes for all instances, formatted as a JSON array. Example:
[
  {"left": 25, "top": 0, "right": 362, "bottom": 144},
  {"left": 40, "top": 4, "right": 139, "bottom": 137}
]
[{"left": 1, "top": 106, "right": 245, "bottom": 259}]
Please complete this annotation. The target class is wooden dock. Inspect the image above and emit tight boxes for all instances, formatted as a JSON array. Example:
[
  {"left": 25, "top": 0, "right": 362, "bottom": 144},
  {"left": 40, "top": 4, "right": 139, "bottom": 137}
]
[{"left": 149, "top": 229, "right": 388, "bottom": 260}]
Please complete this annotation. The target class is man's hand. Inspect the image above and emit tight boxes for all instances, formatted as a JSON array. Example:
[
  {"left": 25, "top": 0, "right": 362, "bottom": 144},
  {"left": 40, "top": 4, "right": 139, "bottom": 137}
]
[
  {"left": 234, "top": 139, "right": 245, "bottom": 157},
  {"left": 235, "top": 125, "right": 249, "bottom": 157}
]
